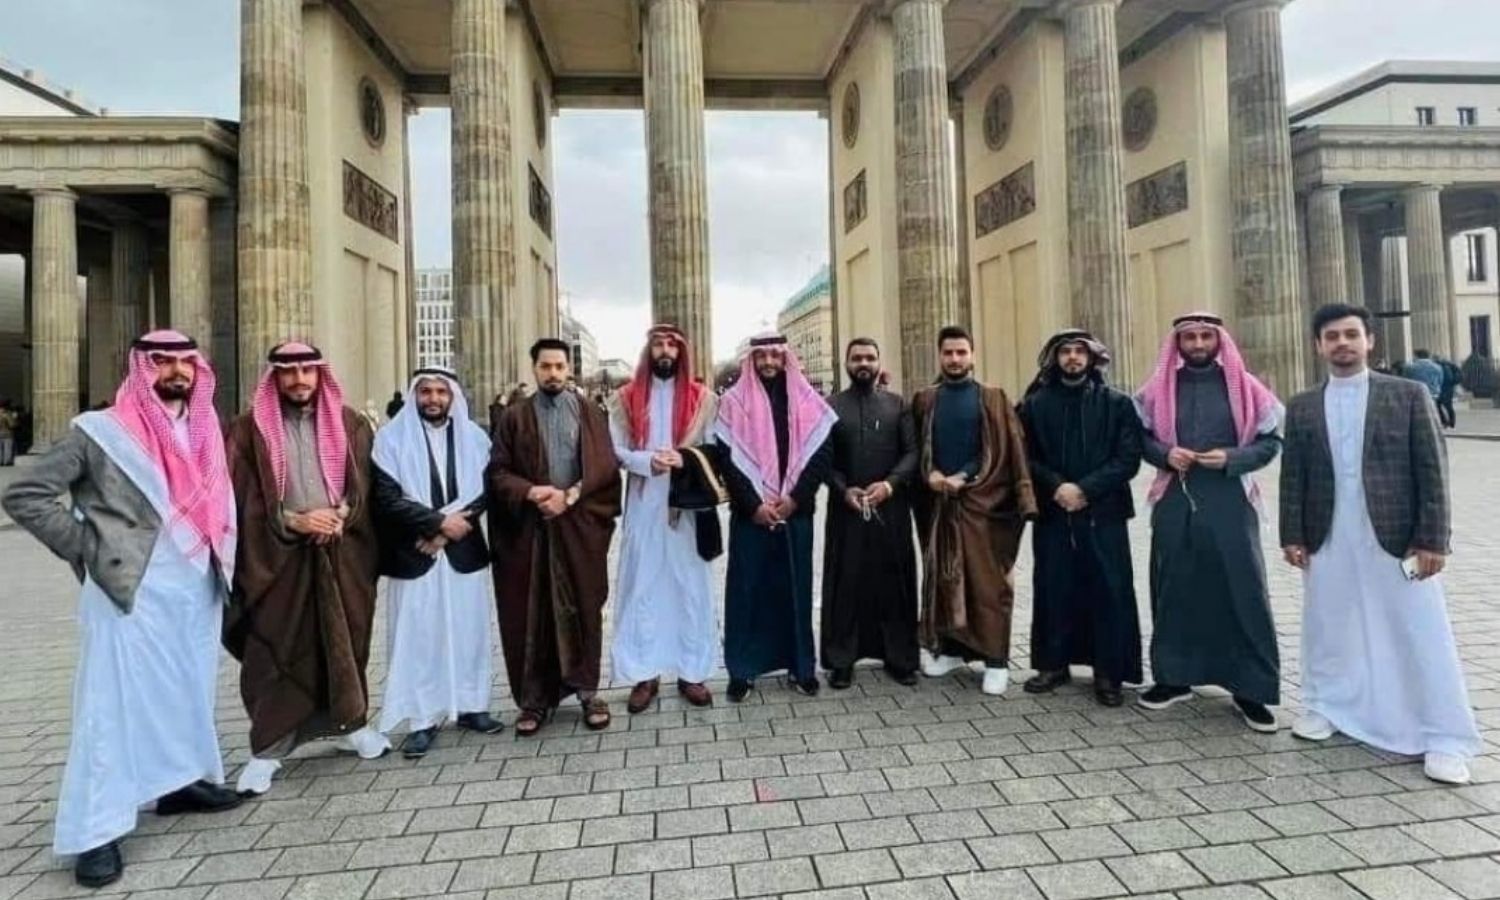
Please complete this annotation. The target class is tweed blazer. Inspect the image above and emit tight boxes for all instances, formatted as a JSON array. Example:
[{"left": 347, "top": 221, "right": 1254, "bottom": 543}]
[
  {"left": 1279, "top": 371, "right": 1449, "bottom": 557},
  {"left": 3, "top": 423, "right": 169, "bottom": 613}
]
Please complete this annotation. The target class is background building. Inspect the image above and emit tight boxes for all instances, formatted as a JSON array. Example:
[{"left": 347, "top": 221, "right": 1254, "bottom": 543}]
[
  {"left": 1292, "top": 61, "right": 1500, "bottom": 367},
  {"left": 776, "top": 265, "right": 833, "bottom": 393},
  {"left": 560, "top": 310, "right": 597, "bottom": 379},
  {"left": 413, "top": 267, "right": 454, "bottom": 371}
]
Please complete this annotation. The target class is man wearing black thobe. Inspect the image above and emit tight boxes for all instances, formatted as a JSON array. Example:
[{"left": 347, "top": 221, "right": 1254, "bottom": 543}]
[
  {"left": 822, "top": 338, "right": 920, "bottom": 689},
  {"left": 1017, "top": 330, "right": 1143, "bottom": 707}
]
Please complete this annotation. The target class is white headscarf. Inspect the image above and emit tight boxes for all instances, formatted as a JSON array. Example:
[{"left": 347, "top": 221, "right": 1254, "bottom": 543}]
[{"left": 372, "top": 368, "right": 492, "bottom": 513}]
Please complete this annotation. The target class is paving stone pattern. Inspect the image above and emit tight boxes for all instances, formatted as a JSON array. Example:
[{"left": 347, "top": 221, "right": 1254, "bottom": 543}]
[{"left": 0, "top": 445, "right": 1496, "bottom": 899}]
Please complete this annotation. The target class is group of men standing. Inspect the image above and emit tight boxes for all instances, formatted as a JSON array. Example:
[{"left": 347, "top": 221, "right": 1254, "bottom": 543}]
[{"left": 0, "top": 299, "right": 1482, "bottom": 891}]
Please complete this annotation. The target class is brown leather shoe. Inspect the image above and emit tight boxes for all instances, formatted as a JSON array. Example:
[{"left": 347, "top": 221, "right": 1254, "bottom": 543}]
[
  {"left": 677, "top": 679, "right": 713, "bottom": 707},
  {"left": 627, "top": 679, "right": 660, "bottom": 714}
]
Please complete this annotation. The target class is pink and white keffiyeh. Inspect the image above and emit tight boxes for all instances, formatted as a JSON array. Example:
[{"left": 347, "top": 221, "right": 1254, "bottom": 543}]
[
  {"left": 1134, "top": 312, "right": 1283, "bottom": 505},
  {"left": 713, "top": 333, "right": 837, "bottom": 503},
  {"left": 250, "top": 341, "right": 349, "bottom": 503},
  {"left": 111, "top": 329, "right": 233, "bottom": 563}
]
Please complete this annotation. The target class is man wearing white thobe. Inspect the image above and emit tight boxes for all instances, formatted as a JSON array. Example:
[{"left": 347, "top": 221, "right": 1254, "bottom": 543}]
[
  {"left": 373, "top": 368, "right": 503, "bottom": 758},
  {"left": 608, "top": 325, "right": 720, "bottom": 712},
  {"left": 1281, "top": 303, "right": 1481, "bottom": 785},
  {"left": 3, "top": 331, "right": 242, "bottom": 888}
]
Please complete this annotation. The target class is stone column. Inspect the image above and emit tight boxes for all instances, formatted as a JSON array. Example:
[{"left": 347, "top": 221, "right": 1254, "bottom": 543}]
[
  {"left": 210, "top": 199, "right": 239, "bottom": 416},
  {"left": 1305, "top": 184, "right": 1346, "bottom": 307},
  {"left": 29, "top": 189, "right": 79, "bottom": 451},
  {"left": 169, "top": 189, "right": 213, "bottom": 348},
  {"left": 643, "top": 0, "right": 712, "bottom": 358},
  {"left": 239, "top": 0, "right": 312, "bottom": 397},
  {"left": 1342, "top": 208, "right": 1365, "bottom": 305},
  {"left": 1226, "top": 0, "right": 1302, "bottom": 394},
  {"left": 1405, "top": 184, "right": 1450, "bottom": 356},
  {"left": 451, "top": 0, "right": 512, "bottom": 404},
  {"left": 1059, "top": 0, "right": 1132, "bottom": 384},
  {"left": 85, "top": 261, "right": 114, "bottom": 404},
  {"left": 952, "top": 103, "right": 972, "bottom": 334},
  {"left": 1379, "top": 235, "right": 1410, "bottom": 363},
  {"left": 894, "top": 0, "right": 960, "bottom": 387},
  {"left": 401, "top": 96, "right": 418, "bottom": 374},
  {"left": 110, "top": 222, "right": 150, "bottom": 379}
]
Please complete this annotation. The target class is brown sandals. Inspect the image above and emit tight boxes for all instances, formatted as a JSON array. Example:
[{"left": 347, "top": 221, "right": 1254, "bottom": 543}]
[
  {"left": 515, "top": 708, "right": 553, "bottom": 737},
  {"left": 581, "top": 696, "right": 612, "bottom": 731}
]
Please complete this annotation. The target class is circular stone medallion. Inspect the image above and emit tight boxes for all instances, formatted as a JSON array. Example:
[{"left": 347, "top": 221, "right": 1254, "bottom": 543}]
[
  {"left": 842, "top": 82, "right": 861, "bottom": 149},
  {"left": 1123, "top": 87, "right": 1158, "bottom": 152},
  {"left": 358, "top": 77, "right": 386, "bottom": 147},
  {"left": 983, "top": 85, "right": 1013, "bottom": 152}
]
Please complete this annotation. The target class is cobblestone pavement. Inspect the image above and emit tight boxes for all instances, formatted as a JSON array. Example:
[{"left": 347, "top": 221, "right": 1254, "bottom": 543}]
[{"left": 0, "top": 443, "right": 1497, "bottom": 900}]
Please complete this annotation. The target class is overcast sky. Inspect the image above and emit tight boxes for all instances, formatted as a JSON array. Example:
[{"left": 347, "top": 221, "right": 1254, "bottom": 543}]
[{"left": 6, "top": 0, "right": 1498, "bottom": 360}]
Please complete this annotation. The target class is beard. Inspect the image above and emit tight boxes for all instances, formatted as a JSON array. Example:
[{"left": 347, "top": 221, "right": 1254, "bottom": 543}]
[
  {"left": 942, "top": 365, "right": 972, "bottom": 382},
  {"left": 419, "top": 405, "right": 450, "bottom": 423},
  {"left": 154, "top": 381, "right": 190, "bottom": 402},
  {"left": 652, "top": 356, "right": 678, "bottom": 379},
  {"left": 849, "top": 367, "right": 876, "bottom": 385}
]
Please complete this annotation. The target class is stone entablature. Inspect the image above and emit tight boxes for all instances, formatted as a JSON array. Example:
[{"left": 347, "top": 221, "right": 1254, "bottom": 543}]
[
  {"left": 0, "top": 117, "right": 237, "bottom": 195},
  {"left": 1292, "top": 125, "right": 1500, "bottom": 192}
]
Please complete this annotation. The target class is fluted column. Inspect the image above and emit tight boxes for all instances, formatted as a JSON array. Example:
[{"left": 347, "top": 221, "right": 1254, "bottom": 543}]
[
  {"left": 1342, "top": 208, "right": 1365, "bottom": 305},
  {"left": 169, "top": 189, "right": 213, "bottom": 348},
  {"left": 1378, "top": 236, "right": 1410, "bottom": 363},
  {"left": 1226, "top": 0, "right": 1302, "bottom": 394},
  {"left": 1306, "top": 184, "right": 1346, "bottom": 306},
  {"left": 85, "top": 261, "right": 114, "bottom": 404},
  {"left": 1405, "top": 184, "right": 1450, "bottom": 356},
  {"left": 30, "top": 189, "right": 80, "bottom": 451},
  {"left": 891, "top": 0, "right": 960, "bottom": 387},
  {"left": 210, "top": 199, "right": 239, "bottom": 416},
  {"left": 644, "top": 0, "right": 712, "bottom": 358},
  {"left": 110, "top": 222, "right": 150, "bottom": 379},
  {"left": 1059, "top": 0, "right": 1132, "bottom": 384},
  {"left": 451, "top": 0, "right": 512, "bottom": 405},
  {"left": 239, "top": 0, "right": 312, "bottom": 397}
]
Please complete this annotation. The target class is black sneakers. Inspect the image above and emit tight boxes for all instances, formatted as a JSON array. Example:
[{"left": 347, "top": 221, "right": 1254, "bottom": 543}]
[
  {"left": 75, "top": 841, "right": 123, "bottom": 889},
  {"left": 1234, "top": 697, "right": 1279, "bottom": 733}
]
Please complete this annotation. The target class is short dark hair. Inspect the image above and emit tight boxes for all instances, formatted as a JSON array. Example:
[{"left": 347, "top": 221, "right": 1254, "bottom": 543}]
[
  {"left": 845, "top": 337, "right": 880, "bottom": 356},
  {"left": 530, "top": 338, "right": 571, "bottom": 363},
  {"left": 937, "top": 325, "right": 972, "bottom": 350},
  {"left": 1414, "top": 348, "right": 1431, "bottom": 359},
  {"left": 1311, "top": 303, "right": 1372, "bottom": 338}
]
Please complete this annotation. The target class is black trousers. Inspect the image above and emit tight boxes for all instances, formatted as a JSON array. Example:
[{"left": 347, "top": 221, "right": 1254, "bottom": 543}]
[{"left": 1437, "top": 395, "right": 1456, "bottom": 428}]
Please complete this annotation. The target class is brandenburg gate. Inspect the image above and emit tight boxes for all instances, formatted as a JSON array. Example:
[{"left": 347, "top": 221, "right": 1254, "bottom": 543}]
[{"left": 0, "top": 0, "right": 1304, "bottom": 449}]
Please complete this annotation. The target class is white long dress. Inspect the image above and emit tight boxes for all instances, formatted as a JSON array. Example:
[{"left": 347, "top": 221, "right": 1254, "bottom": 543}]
[
  {"left": 55, "top": 413, "right": 228, "bottom": 855},
  {"left": 374, "top": 390, "right": 495, "bottom": 734},
  {"left": 610, "top": 378, "right": 718, "bottom": 684},
  {"left": 1301, "top": 370, "right": 1482, "bottom": 758}
]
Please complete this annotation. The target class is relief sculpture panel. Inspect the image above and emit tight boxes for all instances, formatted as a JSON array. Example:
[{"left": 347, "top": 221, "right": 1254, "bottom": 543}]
[
  {"left": 1126, "top": 161, "right": 1189, "bottom": 228},
  {"left": 342, "top": 160, "right": 399, "bottom": 242},
  {"left": 974, "top": 162, "right": 1035, "bottom": 238}
]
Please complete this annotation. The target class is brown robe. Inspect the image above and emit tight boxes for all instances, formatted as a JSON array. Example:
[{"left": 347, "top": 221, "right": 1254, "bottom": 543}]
[
  {"left": 224, "top": 406, "right": 380, "bottom": 756},
  {"left": 487, "top": 394, "right": 621, "bottom": 712},
  {"left": 911, "top": 383, "right": 1037, "bottom": 662}
]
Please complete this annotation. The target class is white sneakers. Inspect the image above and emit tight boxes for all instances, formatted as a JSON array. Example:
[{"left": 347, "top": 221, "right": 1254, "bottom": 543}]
[
  {"left": 919, "top": 650, "right": 1008, "bottom": 696},
  {"left": 1423, "top": 753, "right": 1472, "bottom": 785},
  {"left": 235, "top": 757, "right": 280, "bottom": 796},
  {"left": 920, "top": 650, "right": 966, "bottom": 678},
  {"left": 1292, "top": 712, "right": 1336, "bottom": 742},
  {"left": 336, "top": 727, "right": 392, "bottom": 760},
  {"left": 981, "top": 667, "right": 1010, "bottom": 696}
]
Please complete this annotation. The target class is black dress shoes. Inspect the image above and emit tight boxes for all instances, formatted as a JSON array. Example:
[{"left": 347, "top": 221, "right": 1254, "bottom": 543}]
[
  {"left": 155, "top": 780, "right": 244, "bottom": 816},
  {"left": 792, "top": 677, "right": 821, "bottom": 697},
  {"left": 75, "top": 840, "right": 123, "bottom": 889},
  {"left": 402, "top": 728, "right": 437, "bottom": 759},
  {"left": 456, "top": 712, "right": 506, "bottom": 734},
  {"left": 828, "top": 668, "right": 854, "bottom": 690},
  {"left": 727, "top": 678, "right": 753, "bottom": 703},
  {"left": 1094, "top": 677, "right": 1124, "bottom": 707},
  {"left": 885, "top": 665, "right": 919, "bottom": 686},
  {"left": 1024, "top": 669, "right": 1072, "bottom": 694}
]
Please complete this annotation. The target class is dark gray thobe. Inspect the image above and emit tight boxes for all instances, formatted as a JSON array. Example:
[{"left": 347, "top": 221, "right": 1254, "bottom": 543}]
[{"left": 1143, "top": 365, "right": 1281, "bottom": 705}]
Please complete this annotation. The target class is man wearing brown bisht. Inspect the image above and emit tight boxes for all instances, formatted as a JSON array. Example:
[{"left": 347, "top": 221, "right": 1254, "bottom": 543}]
[
  {"left": 226, "top": 341, "right": 389, "bottom": 796},
  {"left": 912, "top": 325, "right": 1037, "bottom": 696},
  {"left": 488, "top": 338, "right": 622, "bottom": 736}
]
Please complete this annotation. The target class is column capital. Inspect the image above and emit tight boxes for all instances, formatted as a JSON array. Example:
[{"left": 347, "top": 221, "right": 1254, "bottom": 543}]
[
  {"left": 166, "top": 186, "right": 212, "bottom": 199},
  {"left": 29, "top": 187, "right": 76, "bottom": 201},
  {"left": 1405, "top": 182, "right": 1450, "bottom": 196},
  {"left": 1224, "top": 0, "right": 1291, "bottom": 16},
  {"left": 1050, "top": 0, "right": 1120, "bottom": 19}
]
